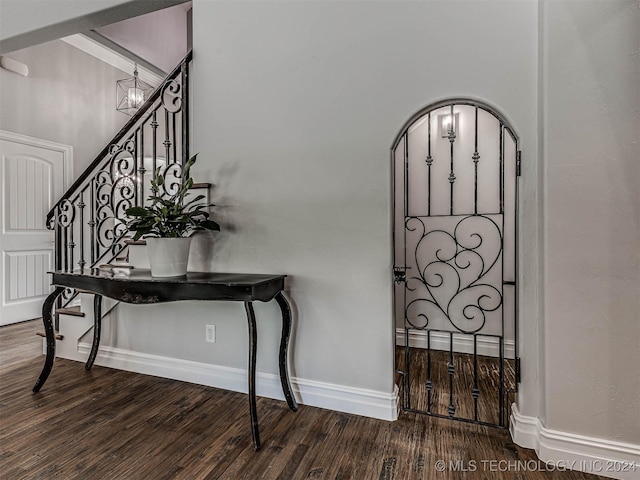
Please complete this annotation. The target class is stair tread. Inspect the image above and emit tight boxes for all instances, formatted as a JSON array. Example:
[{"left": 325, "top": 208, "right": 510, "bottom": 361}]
[
  {"left": 124, "top": 239, "right": 146, "bottom": 246},
  {"left": 36, "top": 331, "right": 64, "bottom": 340},
  {"left": 55, "top": 307, "right": 85, "bottom": 317}
]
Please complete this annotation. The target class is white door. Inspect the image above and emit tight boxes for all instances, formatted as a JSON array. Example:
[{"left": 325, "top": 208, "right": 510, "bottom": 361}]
[{"left": 0, "top": 131, "right": 71, "bottom": 326}]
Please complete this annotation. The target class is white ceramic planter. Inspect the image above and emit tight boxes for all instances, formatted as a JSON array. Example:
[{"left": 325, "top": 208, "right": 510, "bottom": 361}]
[{"left": 146, "top": 237, "right": 192, "bottom": 277}]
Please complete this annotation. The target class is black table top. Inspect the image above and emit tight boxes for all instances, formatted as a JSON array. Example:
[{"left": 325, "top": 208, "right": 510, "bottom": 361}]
[{"left": 50, "top": 269, "right": 287, "bottom": 303}]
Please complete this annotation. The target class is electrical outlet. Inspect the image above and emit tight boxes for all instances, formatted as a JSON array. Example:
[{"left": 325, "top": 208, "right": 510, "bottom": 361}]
[{"left": 205, "top": 324, "right": 216, "bottom": 343}]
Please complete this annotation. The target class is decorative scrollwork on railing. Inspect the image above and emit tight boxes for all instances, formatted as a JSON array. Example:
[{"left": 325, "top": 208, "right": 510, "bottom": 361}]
[
  {"left": 94, "top": 170, "right": 114, "bottom": 251},
  {"left": 46, "top": 51, "right": 191, "bottom": 279},
  {"left": 56, "top": 199, "right": 76, "bottom": 227},
  {"left": 96, "top": 217, "right": 116, "bottom": 250},
  {"left": 110, "top": 140, "right": 137, "bottom": 219},
  {"left": 160, "top": 162, "right": 184, "bottom": 195},
  {"left": 161, "top": 79, "right": 182, "bottom": 113},
  {"left": 405, "top": 215, "right": 502, "bottom": 334},
  {"left": 110, "top": 140, "right": 136, "bottom": 177},
  {"left": 61, "top": 287, "right": 76, "bottom": 302},
  {"left": 95, "top": 170, "right": 113, "bottom": 212}
]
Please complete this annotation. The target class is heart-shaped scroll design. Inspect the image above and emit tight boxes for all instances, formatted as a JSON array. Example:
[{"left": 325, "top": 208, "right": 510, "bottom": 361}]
[{"left": 405, "top": 215, "right": 502, "bottom": 333}]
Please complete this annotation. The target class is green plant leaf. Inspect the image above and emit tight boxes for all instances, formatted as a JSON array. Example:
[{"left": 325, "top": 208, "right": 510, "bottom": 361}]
[
  {"left": 122, "top": 153, "right": 220, "bottom": 239},
  {"left": 125, "top": 206, "right": 151, "bottom": 217}
]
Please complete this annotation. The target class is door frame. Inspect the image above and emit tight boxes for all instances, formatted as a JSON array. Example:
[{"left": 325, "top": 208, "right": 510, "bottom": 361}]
[
  {"left": 1, "top": 130, "right": 74, "bottom": 189},
  {"left": 390, "top": 96, "right": 521, "bottom": 427},
  {"left": 1, "top": 130, "right": 73, "bottom": 325}
]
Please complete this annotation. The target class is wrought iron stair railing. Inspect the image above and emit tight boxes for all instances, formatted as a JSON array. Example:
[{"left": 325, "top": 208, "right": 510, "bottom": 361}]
[{"left": 46, "top": 51, "right": 192, "bottom": 320}]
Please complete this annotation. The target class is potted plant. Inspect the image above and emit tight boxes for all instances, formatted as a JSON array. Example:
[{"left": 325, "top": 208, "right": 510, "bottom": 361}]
[{"left": 124, "top": 154, "right": 220, "bottom": 277}]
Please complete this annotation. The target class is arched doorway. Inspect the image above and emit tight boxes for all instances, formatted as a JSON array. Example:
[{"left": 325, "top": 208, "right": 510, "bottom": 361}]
[{"left": 392, "top": 98, "right": 520, "bottom": 427}]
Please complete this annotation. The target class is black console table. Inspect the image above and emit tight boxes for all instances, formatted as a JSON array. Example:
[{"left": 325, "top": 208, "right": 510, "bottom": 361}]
[{"left": 33, "top": 269, "right": 298, "bottom": 451}]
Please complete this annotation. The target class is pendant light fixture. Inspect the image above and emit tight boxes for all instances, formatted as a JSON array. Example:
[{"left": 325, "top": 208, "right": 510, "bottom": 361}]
[{"left": 116, "top": 64, "right": 153, "bottom": 116}]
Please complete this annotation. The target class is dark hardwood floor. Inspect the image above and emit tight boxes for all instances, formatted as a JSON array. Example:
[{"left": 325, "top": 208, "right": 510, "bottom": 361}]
[
  {"left": 0, "top": 320, "right": 605, "bottom": 480},
  {"left": 395, "top": 346, "right": 516, "bottom": 426}
]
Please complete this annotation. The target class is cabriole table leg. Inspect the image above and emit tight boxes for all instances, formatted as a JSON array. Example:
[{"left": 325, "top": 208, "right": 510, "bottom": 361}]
[
  {"left": 244, "top": 301, "right": 261, "bottom": 451},
  {"left": 33, "top": 286, "right": 65, "bottom": 393},
  {"left": 274, "top": 292, "right": 298, "bottom": 412},
  {"left": 85, "top": 294, "right": 102, "bottom": 370}
]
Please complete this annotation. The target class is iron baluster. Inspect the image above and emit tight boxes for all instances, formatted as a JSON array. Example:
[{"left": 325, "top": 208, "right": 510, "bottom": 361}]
[
  {"left": 152, "top": 110, "right": 158, "bottom": 174},
  {"left": 426, "top": 111, "right": 432, "bottom": 216},
  {"left": 472, "top": 335, "right": 479, "bottom": 421},
  {"left": 499, "top": 123, "right": 504, "bottom": 213},
  {"left": 404, "top": 325, "right": 411, "bottom": 410},
  {"left": 54, "top": 212, "right": 62, "bottom": 272},
  {"left": 402, "top": 131, "right": 409, "bottom": 410},
  {"left": 69, "top": 219, "right": 74, "bottom": 271},
  {"left": 139, "top": 126, "right": 146, "bottom": 204},
  {"left": 89, "top": 179, "right": 96, "bottom": 265},
  {"left": 473, "top": 106, "right": 480, "bottom": 215},
  {"left": 500, "top": 137, "right": 506, "bottom": 422},
  {"left": 164, "top": 109, "right": 171, "bottom": 163},
  {"left": 448, "top": 104, "right": 456, "bottom": 215},
  {"left": 63, "top": 221, "right": 68, "bottom": 272},
  {"left": 499, "top": 338, "right": 505, "bottom": 427},
  {"left": 404, "top": 133, "right": 409, "bottom": 216},
  {"left": 426, "top": 330, "right": 432, "bottom": 413},
  {"left": 172, "top": 111, "right": 177, "bottom": 166},
  {"left": 134, "top": 128, "right": 140, "bottom": 207},
  {"left": 181, "top": 59, "right": 189, "bottom": 163},
  {"left": 78, "top": 192, "right": 85, "bottom": 269},
  {"left": 515, "top": 149, "right": 521, "bottom": 385},
  {"left": 448, "top": 332, "right": 455, "bottom": 417},
  {"left": 54, "top": 214, "right": 63, "bottom": 330}
]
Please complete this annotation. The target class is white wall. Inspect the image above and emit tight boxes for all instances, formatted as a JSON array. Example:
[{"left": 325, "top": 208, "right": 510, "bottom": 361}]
[
  {"left": 542, "top": 0, "right": 639, "bottom": 445},
  {"left": 0, "top": 39, "right": 130, "bottom": 179}
]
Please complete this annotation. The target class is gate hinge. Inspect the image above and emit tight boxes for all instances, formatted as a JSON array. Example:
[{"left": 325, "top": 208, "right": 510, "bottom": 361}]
[
  {"left": 515, "top": 357, "right": 521, "bottom": 384},
  {"left": 516, "top": 151, "right": 522, "bottom": 177},
  {"left": 393, "top": 266, "right": 407, "bottom": 283}
]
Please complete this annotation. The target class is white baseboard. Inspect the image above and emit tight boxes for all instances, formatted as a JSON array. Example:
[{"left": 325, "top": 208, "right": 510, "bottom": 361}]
[
  {"left": 76, "top": 342, "right": 398, "bottom": 422},
  {"left": 510, "top": 404, "right": 640, "bottom": 480},
  {"left": 396, "top": 327, "right": 515, "bottom": 359}
]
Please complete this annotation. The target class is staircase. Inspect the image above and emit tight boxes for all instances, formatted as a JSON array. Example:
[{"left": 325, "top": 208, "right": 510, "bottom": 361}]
[{"left": 43, "top": 51, "right": 197, "bottom": 345}]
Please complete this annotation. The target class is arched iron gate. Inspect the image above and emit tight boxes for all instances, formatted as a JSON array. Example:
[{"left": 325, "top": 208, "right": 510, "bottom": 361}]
[{"left": 392, "top": 98, "right": 520, "bottom": 427}]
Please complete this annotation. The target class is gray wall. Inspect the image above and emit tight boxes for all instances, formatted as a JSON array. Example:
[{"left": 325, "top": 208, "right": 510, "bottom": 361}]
[
  {"left": 0, "top": 0, "right": 186, "bottom": 54},
  {"left": 188, "top": 0, "right": 540, "bottom": 400},
  {"left": 541, "top": 0, "right": 640, "bottom": 444},
  {"left": 96, "top": 0, "right": 540, "bottom": 414},
  {"left": 95, "top": 3, "right": 189, "bottom": 73},
  {"left": 0, "top": 39, "right": 129, "bottom": 179},
  {"left": 0, "top": 0, "right": 132, "bottom": 47}
]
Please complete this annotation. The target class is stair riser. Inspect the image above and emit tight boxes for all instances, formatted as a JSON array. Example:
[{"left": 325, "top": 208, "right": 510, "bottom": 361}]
[{"left": 51, "top": 293, "right": 118, "bottom": 363}]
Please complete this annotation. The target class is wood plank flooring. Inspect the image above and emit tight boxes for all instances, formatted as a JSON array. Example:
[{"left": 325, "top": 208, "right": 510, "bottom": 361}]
[
  {"left": 0, "top": 320, "right": 605, "bottom": 480},
  {"left": 396, "top": 346, "right": 516, "bottom": 426}
]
